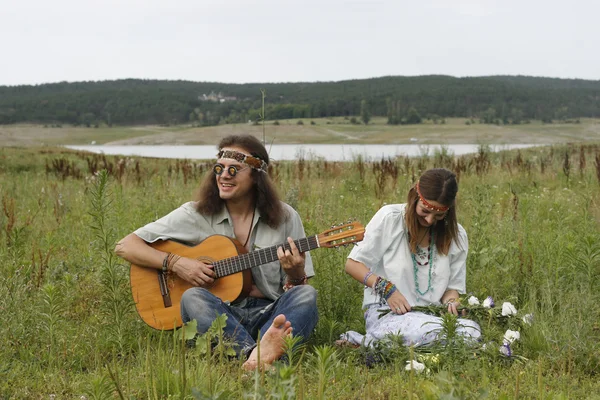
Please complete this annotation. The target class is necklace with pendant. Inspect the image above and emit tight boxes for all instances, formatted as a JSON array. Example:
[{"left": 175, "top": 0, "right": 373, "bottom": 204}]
[{"left": 411, "top": 229, "right": 435, "bottom": 296}]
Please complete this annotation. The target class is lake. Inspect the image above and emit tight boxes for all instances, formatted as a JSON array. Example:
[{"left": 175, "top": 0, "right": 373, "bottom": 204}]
[{"left": 65, "top": 143, "right": 541, "bottom": 161}]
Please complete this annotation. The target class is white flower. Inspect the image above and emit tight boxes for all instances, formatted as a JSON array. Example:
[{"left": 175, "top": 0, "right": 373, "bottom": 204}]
[
  {"left": 522, "top": 313, "right": 534, "bottom": 325},
  {"left": 405, "top": 359, "right": 426, "bottom": 373},
  {"left": 468, "top": 296, "right": 480, "bottom": 306},
  {"left": 499, "top": 343, "right": 512, "bottom": 357},
  {"left": 483, "top": 296, "right": 495, "bottom": 308},
  {"left": 503, "top": 329, "right": 521, "bottom": 344},
  {"left": 501, "top": 302, "right": 518, "bottom": 316}
]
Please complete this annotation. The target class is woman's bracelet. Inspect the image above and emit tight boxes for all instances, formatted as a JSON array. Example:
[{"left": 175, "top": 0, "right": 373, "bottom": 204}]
[
  {"left": 372, "top": 276, "right": 397, "bottom": 301},
  {"left": 362, "top": 271, "right": 373, "bottom": 286}
]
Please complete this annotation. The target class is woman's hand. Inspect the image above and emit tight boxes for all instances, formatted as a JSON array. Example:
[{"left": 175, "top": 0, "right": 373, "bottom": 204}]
[
  {"left": 442, "top": 289, "right": 461, "bottom": 316},
  {"left": 445, "top": 298, "right": 460, "bottom": 316},
  {"left": 387, "top": 290, "right": 412, "bottom": 315},
  {"left": 278, "top": 237, "right": 306, "bottom": 279},
  {"left": 171, "top": 257, "right": 215, "bottom": 287}
]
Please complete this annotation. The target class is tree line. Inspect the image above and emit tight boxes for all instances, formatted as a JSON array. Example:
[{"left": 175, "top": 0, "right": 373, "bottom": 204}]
[{"left": 0, "top": 75, "right": 599, "bottom": 127}]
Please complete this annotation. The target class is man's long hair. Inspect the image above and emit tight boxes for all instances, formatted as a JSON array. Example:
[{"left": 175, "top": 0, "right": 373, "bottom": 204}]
[
  {"left": 405, "top": 168, "right": 460, "bottom": 255},
  {"left": 195, "top": 135, "right": 286, "bottom": 228}
]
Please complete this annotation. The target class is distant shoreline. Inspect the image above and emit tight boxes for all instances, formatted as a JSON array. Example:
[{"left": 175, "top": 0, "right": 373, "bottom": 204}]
[
  {"left": 64, "top": 143, "right": 543, "bottom": 161},
  {"left": 1, "top": 117, "right": 599, "bottom": 147}
]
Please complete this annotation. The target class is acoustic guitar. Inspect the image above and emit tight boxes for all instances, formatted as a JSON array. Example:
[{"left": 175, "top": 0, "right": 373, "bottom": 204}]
[{"left": 130, "top": 222, "right": 365, "bottom": 330}]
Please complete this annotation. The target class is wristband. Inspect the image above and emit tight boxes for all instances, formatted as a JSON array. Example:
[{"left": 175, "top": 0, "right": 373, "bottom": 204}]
[
  {"left": 362, "top": 271, "right": 373, "bottom": 286},
  {"left": 162, "top": 253, "right": 170, "bottom": 273}
]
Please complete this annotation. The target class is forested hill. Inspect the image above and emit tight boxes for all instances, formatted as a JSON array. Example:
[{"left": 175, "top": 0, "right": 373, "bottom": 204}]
[{"left": 1, "top": 75, "right": 599, "bottom": 126}]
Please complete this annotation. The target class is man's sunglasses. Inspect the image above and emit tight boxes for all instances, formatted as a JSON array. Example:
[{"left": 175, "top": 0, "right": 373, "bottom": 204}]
[{"left": 213, "top": 163, "right": 249, "bottom": 177}]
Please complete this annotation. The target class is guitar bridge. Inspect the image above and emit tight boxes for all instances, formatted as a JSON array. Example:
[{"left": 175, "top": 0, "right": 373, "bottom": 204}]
[{"left": 158, "top": 271, "right": 172, "bottom": 308}]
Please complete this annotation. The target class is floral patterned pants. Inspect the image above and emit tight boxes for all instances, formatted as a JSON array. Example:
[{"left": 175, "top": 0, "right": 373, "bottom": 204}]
[{"left": 341, "top": 304, "right": 481, "bottom": 347}]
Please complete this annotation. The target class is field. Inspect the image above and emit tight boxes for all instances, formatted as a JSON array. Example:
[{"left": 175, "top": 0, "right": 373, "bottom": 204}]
[
  {"left": 1, "top": 140, "right": 600, "bottom": 398},
  {"left": 1, "top": 117, "right": 600, "bottom": 147}
]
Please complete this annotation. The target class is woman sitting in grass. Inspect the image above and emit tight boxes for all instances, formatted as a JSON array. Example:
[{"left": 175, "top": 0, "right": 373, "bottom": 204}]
[{"left": 341, "top": 168, "right": 481, "bottom": 347}]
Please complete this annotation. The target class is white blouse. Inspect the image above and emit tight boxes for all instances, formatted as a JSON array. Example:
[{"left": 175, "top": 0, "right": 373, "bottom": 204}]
[{"left": 348, "top": 204, "right": 468, "bottom": 309}]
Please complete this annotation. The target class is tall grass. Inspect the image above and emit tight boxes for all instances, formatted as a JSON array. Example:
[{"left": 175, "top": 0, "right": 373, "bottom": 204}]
[{"left": 0, "top": 144, "right": 599, "bottom": 398}]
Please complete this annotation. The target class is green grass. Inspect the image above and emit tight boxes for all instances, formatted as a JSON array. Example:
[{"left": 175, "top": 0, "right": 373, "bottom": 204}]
[{"left": 1, "top": 143, "right": 600, "bottom": 398}]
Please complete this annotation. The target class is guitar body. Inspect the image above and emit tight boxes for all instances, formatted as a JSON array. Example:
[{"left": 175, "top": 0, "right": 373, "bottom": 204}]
[{"left": 129, "top": 235, "right": 252, "bottom": 330}]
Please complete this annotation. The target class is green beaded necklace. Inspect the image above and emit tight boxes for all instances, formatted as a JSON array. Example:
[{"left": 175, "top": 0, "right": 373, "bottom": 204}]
[{"left": 411, "top": 229, "right": 435, "bottom": 296}]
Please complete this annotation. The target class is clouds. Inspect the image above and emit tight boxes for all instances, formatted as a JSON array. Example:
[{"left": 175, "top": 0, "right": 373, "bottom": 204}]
[{"left": 1, "top": 0, "right": 599, "bottom": 85}]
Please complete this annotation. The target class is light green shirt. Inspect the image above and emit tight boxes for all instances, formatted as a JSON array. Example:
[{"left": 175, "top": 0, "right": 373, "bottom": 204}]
[{"left": 134, "top": 201, "right": 314, "bottom": 301}]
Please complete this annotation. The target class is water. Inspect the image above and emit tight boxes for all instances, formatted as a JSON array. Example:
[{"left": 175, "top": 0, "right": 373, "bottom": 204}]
[{"left": 65, "top": 143, "right": 541, "bottom": 161}]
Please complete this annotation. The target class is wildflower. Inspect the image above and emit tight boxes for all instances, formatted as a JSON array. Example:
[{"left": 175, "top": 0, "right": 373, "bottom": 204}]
[
  {"left": 522, "top": 313, "right": 534, "bottom": 325},
  {"left": 468, "top": 296, "right": 480, "bottom": 306},
  {"left": 483, "top": 296, "right": 495, "bottom": 308},
  {"left": 499, "top": 343, "right": 512, "bottom": 357},
  {"left": 501, "top": 302, "right": 517, "bottom": 316},
  {"left": 418, "top": 353, "right": 440, "bottom": 366},
  {"left": 503, "top": 329, "right": 520, "bottom": 344},
  {"left": 405, "top": 359, "right": 426, "bottom": 373}
]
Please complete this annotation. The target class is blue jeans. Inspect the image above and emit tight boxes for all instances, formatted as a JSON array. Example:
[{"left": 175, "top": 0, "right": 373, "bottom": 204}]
[{"left": 180, "top": 285, "right": 318, "bottom": 357}]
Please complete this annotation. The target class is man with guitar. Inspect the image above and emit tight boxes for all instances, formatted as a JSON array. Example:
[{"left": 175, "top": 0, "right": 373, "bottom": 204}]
[{"left": 115, "top": 134, "right": 317, "bottom": 371}]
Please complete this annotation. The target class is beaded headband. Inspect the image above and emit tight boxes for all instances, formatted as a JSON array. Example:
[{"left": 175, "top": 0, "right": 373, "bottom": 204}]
[
  {"left": 415, "top": 181, "right": 450, "bottom": 212},
  {"left": 217, "top": 149, "right": 268, "bottom": 173}
]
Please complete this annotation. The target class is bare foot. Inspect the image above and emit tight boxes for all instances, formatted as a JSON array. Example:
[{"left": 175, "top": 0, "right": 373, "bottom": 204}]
[
  {"left": 334, "top": 339, "right": 360, "bottom": 349},
  {"left": 242, "top": 314, "right": 292, "bottom": 371}
]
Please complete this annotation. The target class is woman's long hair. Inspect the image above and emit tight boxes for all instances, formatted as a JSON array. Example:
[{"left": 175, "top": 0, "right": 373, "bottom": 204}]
[
  {"left": 405, "top": 168, "right": 460, "bottom": 255},
  {"left": 195, "top": 135, "right": 286, "bottom": 228}
]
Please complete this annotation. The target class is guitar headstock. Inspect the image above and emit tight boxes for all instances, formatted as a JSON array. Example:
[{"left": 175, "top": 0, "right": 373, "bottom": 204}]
[{"left": 317, "top": 221, "right": 365, "bottom": 248}]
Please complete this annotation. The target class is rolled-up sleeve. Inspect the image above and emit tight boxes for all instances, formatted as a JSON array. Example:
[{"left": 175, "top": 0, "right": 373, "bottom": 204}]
[
  {"left": 134, "top": 202, "right": 208, "bottom": 245},
  {"left": 348, "top": 205, "right": 403, "bottom": 269}
]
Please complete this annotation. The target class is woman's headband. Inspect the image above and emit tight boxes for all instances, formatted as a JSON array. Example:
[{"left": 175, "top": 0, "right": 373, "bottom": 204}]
[
  {"left": 416, "top": 181, "right": 450, "bottom": 212},
  {"left": 217, "top": 149, "right": 268, "bottom": 173}
]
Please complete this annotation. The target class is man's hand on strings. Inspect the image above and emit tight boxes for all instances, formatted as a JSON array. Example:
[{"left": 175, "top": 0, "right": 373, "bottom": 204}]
[
  {"left": 172, "top": 257, "right": 215, "bottom": 287},
  {"left": 277, "top": 237, "right": 306, "bottom": 277}
]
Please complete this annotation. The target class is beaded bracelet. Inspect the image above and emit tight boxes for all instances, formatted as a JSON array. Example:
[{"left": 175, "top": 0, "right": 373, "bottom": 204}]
[
  {"left": 373, "top": 276, "right": 397, "bottom": 301},
  {"left": 283, "top": 274, "right": 308, "bottom": 292},
  {"left": 362, "top": 271, "right": 373, "bottom": 286}
]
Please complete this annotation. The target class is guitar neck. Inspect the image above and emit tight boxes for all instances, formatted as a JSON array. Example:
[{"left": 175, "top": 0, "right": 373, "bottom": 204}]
[{"left": 213, "top": 235, "right": 319, "bottom": 278}]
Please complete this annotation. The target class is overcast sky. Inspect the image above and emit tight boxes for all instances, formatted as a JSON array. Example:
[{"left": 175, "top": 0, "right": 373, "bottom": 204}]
[{"left": 2, "top": 0, "right": 599, "bottom": 86}]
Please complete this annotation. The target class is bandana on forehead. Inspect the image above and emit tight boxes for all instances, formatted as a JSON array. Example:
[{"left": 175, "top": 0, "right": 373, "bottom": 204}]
[
  {"left": 416, "top": 181, "right": 450, "bottom": 212},
  {"left": 217, "top": 149, "right": 268, "bottom": 172}
]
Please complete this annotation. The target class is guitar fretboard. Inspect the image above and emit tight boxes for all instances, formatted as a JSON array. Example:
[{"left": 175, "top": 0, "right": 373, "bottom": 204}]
[{"left": 213, "top": 236, "right": 319, "bottom": 278}]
